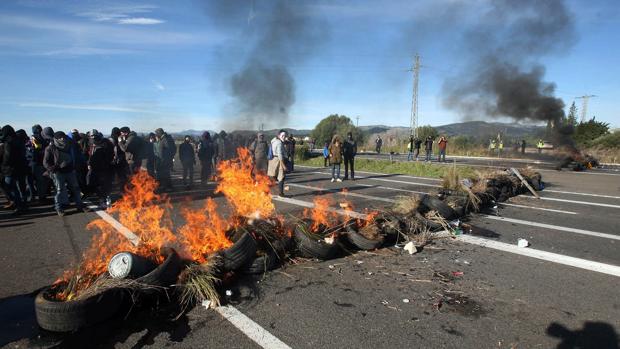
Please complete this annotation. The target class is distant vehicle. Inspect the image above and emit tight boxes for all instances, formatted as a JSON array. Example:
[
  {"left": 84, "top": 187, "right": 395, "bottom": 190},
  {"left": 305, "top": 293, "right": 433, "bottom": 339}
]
[{"left": 541, "top": 141, "right": 554, "bottom": 149}]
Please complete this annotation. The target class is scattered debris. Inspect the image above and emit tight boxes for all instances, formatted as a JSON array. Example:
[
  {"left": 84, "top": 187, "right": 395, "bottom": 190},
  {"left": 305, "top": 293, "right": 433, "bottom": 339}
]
[
  {"left": 404, "top": 241, "right": 418, "bottom": 255},
  {"left": 517, "top": 239, "right": 530, "bottom": 248},
  {"left": 403, "top": 298, "right": 410, "bottom": 303},
  {"left": 452, "top": 271, "right": 464, "bottom": 277}
]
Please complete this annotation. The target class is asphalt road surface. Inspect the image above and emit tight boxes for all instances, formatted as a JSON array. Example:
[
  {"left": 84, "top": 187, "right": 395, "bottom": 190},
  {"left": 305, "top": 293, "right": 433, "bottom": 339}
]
[{"left": 1, "top": 161, "right": 619, "bottom": 348}]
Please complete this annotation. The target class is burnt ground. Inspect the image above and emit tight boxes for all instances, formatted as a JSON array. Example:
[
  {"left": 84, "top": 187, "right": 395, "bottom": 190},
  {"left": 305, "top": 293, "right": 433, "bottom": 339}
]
[{"left": 1, "top": 160, "right": 619, "bottom": 349}]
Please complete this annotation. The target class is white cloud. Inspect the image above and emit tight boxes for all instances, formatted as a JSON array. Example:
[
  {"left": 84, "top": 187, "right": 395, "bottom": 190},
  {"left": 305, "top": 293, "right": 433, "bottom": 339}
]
[
  {"left": 19, "top": 102, "right": 159, "bottom": 114},
  {"left": 153, "top": 81, "right": 165, "bottom": 91},
  {"left": 118, "top": 17, "right": 164, "bottom": 25},
  {"left": 38, "top": 47, "right": 139, "bottom": 56}
]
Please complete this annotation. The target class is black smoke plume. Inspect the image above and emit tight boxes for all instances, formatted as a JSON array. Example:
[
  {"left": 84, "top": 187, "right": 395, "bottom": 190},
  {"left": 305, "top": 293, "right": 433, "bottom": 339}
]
[
  {"left": 441, "top": 0, "right": 577, "bottom": 145},
  {"left": 206, "top": 1, "right": 327, "bottom": 130}
]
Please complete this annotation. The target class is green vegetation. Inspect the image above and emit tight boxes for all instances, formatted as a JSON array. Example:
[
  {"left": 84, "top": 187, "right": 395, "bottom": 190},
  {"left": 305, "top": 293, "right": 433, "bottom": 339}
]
[
  {"left": 573, "top": 117, "right": 611, "bottom": 147},
  {"left": 310, "top": 114, "right": 364, "bottom": 146},
  {"left": 298, "top": 156, "right": 479, "bottom": 179}
]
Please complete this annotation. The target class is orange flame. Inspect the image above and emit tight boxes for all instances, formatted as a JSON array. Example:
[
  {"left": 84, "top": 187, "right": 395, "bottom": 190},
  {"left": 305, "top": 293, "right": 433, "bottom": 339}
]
[
  {"left": 179, "top": 198, "right": 232, "bottom": 264},
  {"left": 216, "top": 147, "right": 275, "bottom": 219},
  {"left": 303, "top": 195, "right": 338, "bottom": 231}
]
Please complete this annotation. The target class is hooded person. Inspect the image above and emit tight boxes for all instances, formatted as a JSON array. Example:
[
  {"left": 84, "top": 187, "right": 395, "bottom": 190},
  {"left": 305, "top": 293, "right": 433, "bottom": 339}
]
[
  {"left": 342, "top": 132, "right": 357, "bottom": 180},
  {"left": 1, "top": 125, "right": 28, "bottom": 213},
  {"left": 109, "top": 127, "right": 128, "bottom": 191},
  {"left": 118, "top": 126, "right": 145, "bottom": 174},
  {"left": 15, "top": 129, "right": 35, "bottom": 202},
  {"left": 153, "top": 128, "right": 175, "bottom": 190},
  {"left": 29, "top": 125, "right": 52, "bottom": 203},
  {"left": 197, "top": 131, "right": 215, "bottom": 185},
  {"left": 87, "top": 129, "right": 114, "bottom": 208},
  {"left": 67, "top": 129, "right": 88, "bottom": 194},
  {"left": 267, "top": 130, "right": 288, "bottom": 197},
  {"left": 250, "top": 132, "right": 269, "bottom": 175},
  {"left": 44, "top": 131, "right": 84, "bottom": 216},
  {"left": 178, "top": 135, "right": 196, "bottom": 188},
  {"left": 145, "top": 132, "right": 157, "bottom": 178}
]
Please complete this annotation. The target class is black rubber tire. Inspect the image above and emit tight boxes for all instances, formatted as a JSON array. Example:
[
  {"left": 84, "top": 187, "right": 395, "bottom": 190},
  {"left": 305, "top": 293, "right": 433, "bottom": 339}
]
[
  {"left": 346, "top": 229, "right": 384, "bottom": 250},
  {"left": 136, "top": 247, "right": 182, "bottom": 288},
  {"left": 240, "top": 249, "right": 279, "bottom": 274},
  {"left": 294, "top": 225, "right": 340, "bottom": 260},
  {"left": 221, "top": 232, "right": 258, "bottom": 271},
  {"left": 414, "top": 212, "right": 443, "bottom": 231},
  {"left": 421, "top": 195, "right": 458, "bottom": 220},
  {"left": 35, "top": 287, "right": 124, "bottom": 332}
]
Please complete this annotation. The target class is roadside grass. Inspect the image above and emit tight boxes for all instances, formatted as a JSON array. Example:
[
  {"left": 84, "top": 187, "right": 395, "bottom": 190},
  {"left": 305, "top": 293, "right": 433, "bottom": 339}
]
[{"left": 298, "top": 156, "right": 480, "bottom": 179}]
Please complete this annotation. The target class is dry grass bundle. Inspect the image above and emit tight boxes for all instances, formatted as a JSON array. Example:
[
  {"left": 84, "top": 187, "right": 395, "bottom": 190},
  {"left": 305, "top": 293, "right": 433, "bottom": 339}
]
[
  {"left": 441, "top": 164, "right": 461, "bottom": 191},
  {"left": 74, "top": 275, "right": 164, "bottom": 301},
  {"left": 178, "top": 258, "right": 221, "bottom": 310},
  {"left": 409, "top": 228, "right": 434, "bottom": 247},
  {"left": 358, "top": 223, "right": 381, "bottom": 240},
  {"left": 425, "top": 210, "right": 450, "bottom": 231},
  {"left": 392, "top": 195, "right": 422, "bottom": 215}
]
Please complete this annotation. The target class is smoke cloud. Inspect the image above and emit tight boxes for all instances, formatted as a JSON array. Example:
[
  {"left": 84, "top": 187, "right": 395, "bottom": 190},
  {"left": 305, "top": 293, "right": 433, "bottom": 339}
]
[
  {"left": 441, "top": 0, "right": 577, "bottom": 143},
  {"left": 206, "top": 0, "right": 328, "bottom": 130}
]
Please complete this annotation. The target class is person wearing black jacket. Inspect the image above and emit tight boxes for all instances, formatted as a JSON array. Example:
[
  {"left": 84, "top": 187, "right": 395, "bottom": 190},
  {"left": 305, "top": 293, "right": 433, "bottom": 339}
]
[
  {"left": 87, "top": 130, "right": 114, "bottom": 208},
  {"left": 178, "top": 135, "right": 196, "bottom": 188},
  {"left": 110, "top": 127, "right": 128, "bottom": 191},
  {"left": 118, "top": 127, "right": 145, "bottom": 174},
  {"left": 145, "top": 133, "right": 156, "bottom": 178},
  {"left": 197, "top": 131, "right": 214, "bottom": 185},
  {"left": 424, "top": 136, "right": 434, "bottom": 162},
  {"left": 1, "top": 125, "right": 28, "bottom": 214},
  {"left": 43, "top": 131, "right": 84, "bottom": 216},
  {"left": 342, "top": 132, "right": 357, "bottom": 180},
  {"left": 31, "top": 125, "right": 53, "bottom": 203},
  {"left": 249, "top": 133, "right": 269, "bottom": 174},
  {"left": 154, "top": 128, "right": 175, "bottom": 191}
]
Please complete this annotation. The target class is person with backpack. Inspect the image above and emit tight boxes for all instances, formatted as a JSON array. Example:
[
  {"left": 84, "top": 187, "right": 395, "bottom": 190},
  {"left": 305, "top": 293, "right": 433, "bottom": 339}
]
[
  {"left": 44, "top": 131, "right": 85, "bottom": 216},
  {"left": 343, "top": 132, "right": 357, "bottom": 180},
  {"left": 328, "top": 135, "right": 344, "bottom": 182},
  {"left": 250, "top": 133, "right": 269, "bottom": 175},
  {"left": 267, "top": 130, "right": 288, "bottom": 197},
  {"left": 119, "top": 126, "right": 145, "bottom": 174},
  {"left": 179, "top": 135, "right": 196, "bottom": 189},
  {"left": 322, "top": 142, "right": 329, "bottom": 167},
  {"left": 154, "top": 128, "right": 175, "bottom": 191},
  {"left": 197, "top": 131, "right": 215, "bottom": 185},
  {"left": 87, "top": 130, "right": 114, "bottom": 208}
]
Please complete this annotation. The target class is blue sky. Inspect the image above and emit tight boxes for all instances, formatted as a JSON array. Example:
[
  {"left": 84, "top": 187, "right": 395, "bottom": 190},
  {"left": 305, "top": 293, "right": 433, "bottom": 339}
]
[{"left": 0, "top": 0, "right": 618, "bottom": 133}]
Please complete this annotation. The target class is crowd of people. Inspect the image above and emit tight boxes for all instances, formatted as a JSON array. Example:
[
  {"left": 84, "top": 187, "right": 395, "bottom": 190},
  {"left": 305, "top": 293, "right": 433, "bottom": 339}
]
[{"left": 0, "top": 124, "right": 302, "bottom": 217}]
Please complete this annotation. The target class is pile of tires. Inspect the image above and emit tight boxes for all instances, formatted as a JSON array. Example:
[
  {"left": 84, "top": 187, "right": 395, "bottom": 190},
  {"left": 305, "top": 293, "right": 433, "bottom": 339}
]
[{"left": 293, "top": 219, "right": 341, "bottom": 260}]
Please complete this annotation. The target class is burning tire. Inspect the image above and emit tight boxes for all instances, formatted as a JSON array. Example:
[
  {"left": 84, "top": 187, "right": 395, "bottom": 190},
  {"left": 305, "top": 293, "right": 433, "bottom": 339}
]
[
  {"left": 345, "top": 224, "right": 384, "bottom": 250},
  {"left": 294, "top": 221, "right": 340, "bottom": 260},
  {"left": 421, "top": 195, "right": 457, "bottom": 220},
  {"left": 221, "top": 232, "right": 258, "bottom": 272},
  {"left": 35, "top": 287, "right": 124, "bottom": 332},
  {"left": 241, "top": 249, "right": 279, "bottom": 274},
  {"left": 136, "top": 247, "right": 182, "bottom": 288}
]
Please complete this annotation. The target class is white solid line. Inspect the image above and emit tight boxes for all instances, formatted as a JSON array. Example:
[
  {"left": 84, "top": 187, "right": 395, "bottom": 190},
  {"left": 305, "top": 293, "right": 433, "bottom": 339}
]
[
  {"left": 287, "top": 183, "right": 396, "bottom": 203},
  {"left": 481, "top": 215, "right": 620, "bottom": 241},
  {"left": 521, "top": 195, "right": 620, "bottom": 209},
  {"left": 543, "top": 189, "right": 620, "bottom": 200},
  {"left": 457, "top": 235, "right": 620, "bottom": 277},
  {"left": 273, "top": 195, "right": 620, "bottom": 277},
  {"left": 296, "top": 165, "right": 442, "bottom": 182},
  {"left": 353, "top": 183, "right": 428, "bottom": 195},
  {"left": 84, "top": 202, "right": 141, "bottom": 246},
  {"left": 309, "top": 171, "right": 441, "bottom": 188},
  {"left": 214, "top": 305, "right": 292, "bottom": 349},
  {"left": 272, "top": 195, "right": 367, "bottom": 219},
  {"left": 499, "top": 203, "right": 578, "bottom": 215}
]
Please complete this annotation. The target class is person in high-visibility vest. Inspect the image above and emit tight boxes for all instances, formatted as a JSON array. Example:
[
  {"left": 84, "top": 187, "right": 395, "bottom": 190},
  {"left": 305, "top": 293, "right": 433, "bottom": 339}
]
[
  {"left": 489, "top": 139, "right": 496, "bottom": 155},
  {"left": 498, "top": 140, "right": 504, "bottom": 156},
  {"left": 537, "top": 140, "right": 544, "bottom": 154}
]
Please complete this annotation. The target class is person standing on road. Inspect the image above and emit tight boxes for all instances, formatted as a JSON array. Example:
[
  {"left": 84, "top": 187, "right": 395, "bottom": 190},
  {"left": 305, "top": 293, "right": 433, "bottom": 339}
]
[
  {"left": 322, "top": 142, "right": 329, "bottom": 167},
  {"left": 154, "top": 128, "right": 175, "bottom": 191},
  {"left": 145, "top": 133, "right": 156, "bottom": 178},
  {"left": 375, "top": 135, "right": 383, "bottom": 154},
  {"left": 1, "top": 125, "right": 28, "bottom": 214},
  {"left": 110, "top": 127, "right": 128, "bottom": 192},
  {"left": 30, "top": 124, "right": 52, "bottom": 204},
  {"left": 119, "top": 127, "right": 145, "bottom": 174},
  {"left": 284, "top": 134, "right": 296, "bottom": 172},
  {"left": 407, "top": 135, "right": 415, "bottom": 161},
  {"left": 521, "top": 140, "right": 526, "bottom": 154},
  {"left": 44, "top": 131, "right": 85, "bottom": 216},
  {"left": 438, "top": 136, "right": 447, "bottom": 162},
  {"left": 197, "top": 131, "right": 215, "bottom": 185},
  {"left": 87, "top": 130, "right": 114, "bottom": 208},
  {"left": 537, "top": 139, "right": 544, "bottom": 154},
  {"left": 413, "top": 137, "right": 422, "bottom": 161},
  {"left": 328, "top": 135, "right": 344, "bottom": 182},
  {"left": 424, "top": 136, "right": 433, "bottom": 162},
  {"left": 250, "top": 133, "right": 269, "bottom": 175},
  {"left": 489, "top": 139, "right": 496, "bottom": 155},
  {"left": 15, "top": 129, "right": 35, "bottom": 203},
  {"left": 179, "top": 135, "right": 196, "bottom": 189},
  {"left": 343, "top": 132, "right": 357, "bottom": 180},
  {"left": 268, "top": 130, "right": 288, "bottom": 197}
]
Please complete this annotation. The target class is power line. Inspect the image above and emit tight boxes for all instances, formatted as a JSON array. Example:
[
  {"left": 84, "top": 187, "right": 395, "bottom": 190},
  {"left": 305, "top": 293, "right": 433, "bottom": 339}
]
[
  {"left": 408, "top": 54, "right": 421, "bottom": 137},
  {"left": 575, "top": 94, "right": 597, "bottom": 122}
]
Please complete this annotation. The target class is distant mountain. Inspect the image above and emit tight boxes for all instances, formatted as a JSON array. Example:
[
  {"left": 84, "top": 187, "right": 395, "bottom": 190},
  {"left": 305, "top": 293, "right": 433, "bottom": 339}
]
[{"left": 361, "top": 121, "right": 545, "bottom": 139}]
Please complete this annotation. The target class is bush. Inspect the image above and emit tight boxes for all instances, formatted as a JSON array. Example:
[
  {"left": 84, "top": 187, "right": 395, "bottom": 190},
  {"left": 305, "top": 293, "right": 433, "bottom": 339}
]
[
  {"left": 589, "top": 130, "right": 620, "bottom": 148},
  {"left": 294, "top": 143, "right": 312, "bottom": 162},
  {"left": 573, "top": 117, "right": 610, "bottom": 147}
]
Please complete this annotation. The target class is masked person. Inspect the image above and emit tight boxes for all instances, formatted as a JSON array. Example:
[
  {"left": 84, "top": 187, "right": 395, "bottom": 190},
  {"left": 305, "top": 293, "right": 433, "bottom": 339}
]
[
  {"left": 250, "top": 133, "right": 269, "bottom": 175},
  {"left": 87, "top": 130, "right": 114, "bottom": 208},
  {"left": 197, "top": 132, "right": 215, "bottom": 185},
  {"left": 44, "top": 131, "right": 85, "bottom": 216},
  {"left": 343, "top": 132, "right": 357, "bottom": 180},
  {"left": 179, "top": 135, "right": 196, "bottom": 189},
  {"left": 118, "top": 126, "right": 145, "bottom": 174},
  {"left": 154, "top": 128, "right": 175, "bottom": 191},
  {"left": 110, "top": 127, "right": 128, "bottom": 192},
  {"left": 1, "top": 125, "right": 28, "bottom": 214},
  {"left": 268, "top": 130, "right": 288, "bottom": 197},
  {"left": 30, "top": 124, "right": 52, "bottom": 204}
]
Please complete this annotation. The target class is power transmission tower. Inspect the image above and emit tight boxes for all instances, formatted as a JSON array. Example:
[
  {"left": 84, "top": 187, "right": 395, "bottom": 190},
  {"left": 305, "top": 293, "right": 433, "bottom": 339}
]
[
  {"left": 408, "top": 54, "right": 421, "bottom": 138},
  {"left": 355, "top": 115, "right": 360, "bottom": 127},
  {"left": 575, "top": 94, "right": 597, "bottom": 122}
]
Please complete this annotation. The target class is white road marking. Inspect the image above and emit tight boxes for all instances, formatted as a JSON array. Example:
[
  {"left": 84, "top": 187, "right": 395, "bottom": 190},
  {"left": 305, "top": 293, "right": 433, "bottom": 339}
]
[
  {"left": 499, "top": 203, "right": 578, "bottom": 215},
  {"left": 353, "top": 183, "right": 428, "bottom": 195},
  {"left": 87, "top": 202, "right": 290, "bottom": 348},
  {"left": 287, "top": 183, "right": 396, "bottom": 203},
  {"left": 520, "top": 195, "right": 620, "bottom": 209},
  {"left": 308, "top": 171, "right": 441, "bottom": 188},
  {"left": 214, "top": 305, "right": 292, "bottom": 349},
  {"left": 543, "top": 189, "right": 620, "bottom": 199},
  {"left": 481, "top": 215, "right": 620, "bottom": 241},
  {"left": 457, "top": 235, "right": 620, "bottom": 277},
  {"left": 273, "top": 195, "right": 620, "bottom": 277},
  {"left": 272, "top": 196, "right": 367, "bottom": 219}
]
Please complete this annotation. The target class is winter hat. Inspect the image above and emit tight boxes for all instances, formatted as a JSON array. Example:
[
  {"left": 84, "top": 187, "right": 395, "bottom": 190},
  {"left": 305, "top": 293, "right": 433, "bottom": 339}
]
[{"left": 42, "top": 127, "right": 54, "bottom": 140}]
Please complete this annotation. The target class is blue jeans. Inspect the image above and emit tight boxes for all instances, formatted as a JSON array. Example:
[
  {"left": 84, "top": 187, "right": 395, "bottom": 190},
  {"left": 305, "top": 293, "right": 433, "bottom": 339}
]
[
  {"left": 3, "top": 176, "right": 24, "bottom": 208},
  {"left": 53, "top": 171, "right": 83, "bottom": 211},
  {"left": 331, "top": 163, "right": 341, "bottom": 179},
  {"left": 439, "top": 149, "right": 446, "bottom": 162},
  {"left": 425, "top": 150, "right": 432, "bottom": 161}
]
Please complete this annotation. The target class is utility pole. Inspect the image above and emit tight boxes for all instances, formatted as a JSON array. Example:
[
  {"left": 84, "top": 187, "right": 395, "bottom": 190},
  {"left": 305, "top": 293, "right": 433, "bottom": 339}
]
[
  {"left": 408, "top": 54, "right": 421, "bottom": 138},
  {"left": 355, "top": 115, "right": 360, "bottom": 127},
  {"left": 575, "top": 94, "right": 597, "bottom": 123}
]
